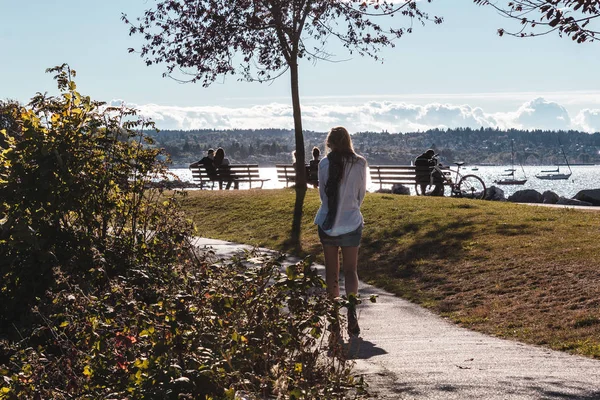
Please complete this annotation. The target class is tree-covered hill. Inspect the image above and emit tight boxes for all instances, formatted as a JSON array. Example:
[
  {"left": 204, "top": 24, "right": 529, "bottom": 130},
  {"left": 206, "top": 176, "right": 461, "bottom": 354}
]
[{"left": 154, "top": 127, "right": 600, "bottom": 167}]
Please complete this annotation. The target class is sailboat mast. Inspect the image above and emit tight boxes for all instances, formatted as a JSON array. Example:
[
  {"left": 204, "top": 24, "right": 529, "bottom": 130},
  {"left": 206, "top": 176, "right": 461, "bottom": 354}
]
[
  {"left": 561, "top": 145, "right": 572, "bottom": 173},
  {"left": 510, "top": 139, "right": 515, "bottom": 177}
]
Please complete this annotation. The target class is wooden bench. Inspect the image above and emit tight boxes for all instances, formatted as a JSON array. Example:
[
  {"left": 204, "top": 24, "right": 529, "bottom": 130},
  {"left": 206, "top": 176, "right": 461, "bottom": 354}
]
[
  {"left": 369, "top": 165, "right": 450, "bottom": 190},
  {"left": 189, "top": 164, "right": 269, "bottom": 189},
  {"left": 276, "top": 164, "right": 319, "bottom": 187},
  {"left": 276, "top": 164, "right": 296, "bottom": 187}
]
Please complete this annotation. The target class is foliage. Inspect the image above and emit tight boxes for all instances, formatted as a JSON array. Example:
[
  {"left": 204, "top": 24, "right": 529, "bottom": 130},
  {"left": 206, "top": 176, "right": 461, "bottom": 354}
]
[
  {"left": 0, "top": 248, "right": 364, "bottom": 399},
  {"left": 475, "top": 0, "right": 600, "bottom": 43},
  {"left": 0, "top": 64, "right": 191, "bottom": 322},
  {"left": 0, "top": 65, "right": 365, "bottom": 398},
  {"left": 123, "top": 0, "right": 440, "bottom": 85}
]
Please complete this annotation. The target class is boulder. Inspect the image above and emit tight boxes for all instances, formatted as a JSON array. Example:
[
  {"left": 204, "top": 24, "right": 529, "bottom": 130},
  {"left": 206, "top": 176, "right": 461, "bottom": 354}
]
[
  {"left": 573, "top": 189, "right": 600, "bottom": 206},
  {"left": 507, "top": 189, "right": 543, "bottom": 204},
  {"left": 391, "top": 184, "right": 411, "bottom": 195},
  {"left": 542, "top": 190, "right": 559, "bottom": 204},
  {"left": 556, "top": 197, "right": 593, "bottom": 206},
  {"left": 374, "top": 188, "right": 392, "bottom": 194},
  {"left": 484, "top": 186, "right": 506, "bottom": 201}
]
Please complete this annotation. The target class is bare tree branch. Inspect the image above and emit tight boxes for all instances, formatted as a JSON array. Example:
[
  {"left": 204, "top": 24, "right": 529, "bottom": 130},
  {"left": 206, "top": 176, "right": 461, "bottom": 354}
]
[{"left": 475, "top": 0, "right": 600, "bottom": 43}]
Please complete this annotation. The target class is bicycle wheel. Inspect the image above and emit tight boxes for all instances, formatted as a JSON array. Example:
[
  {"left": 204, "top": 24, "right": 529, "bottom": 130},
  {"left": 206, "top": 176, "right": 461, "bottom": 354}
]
[{"left": 457, "top": 174, "right": 486, "bottom": 199}]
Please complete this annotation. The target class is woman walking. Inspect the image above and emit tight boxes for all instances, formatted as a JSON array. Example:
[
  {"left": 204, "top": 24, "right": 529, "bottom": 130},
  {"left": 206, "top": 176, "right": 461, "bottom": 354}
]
[{"left": 314, "top": 126, "right": 367, "bottom": 337}]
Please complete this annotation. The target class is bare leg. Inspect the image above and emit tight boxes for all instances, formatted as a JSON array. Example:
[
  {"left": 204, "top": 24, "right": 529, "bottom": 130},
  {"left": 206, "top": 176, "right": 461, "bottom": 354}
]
[
  {"left": 323, "top": 244, "right": 343, "bottom": 349},
  {"left": 342, "top": 245, "right": 361, "bottom": 336},
  {"left": 323, "top": 245, "right": 340, "bottom": 298},
  {"left": 341, "top": 246, "right": 359, "bottom": 296}
]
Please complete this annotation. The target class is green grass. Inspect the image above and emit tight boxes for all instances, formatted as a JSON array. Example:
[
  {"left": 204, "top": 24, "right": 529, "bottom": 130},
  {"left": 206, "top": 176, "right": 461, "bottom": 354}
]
[{"left": 180, "top": 188, "right": 600, "bottom": 358}]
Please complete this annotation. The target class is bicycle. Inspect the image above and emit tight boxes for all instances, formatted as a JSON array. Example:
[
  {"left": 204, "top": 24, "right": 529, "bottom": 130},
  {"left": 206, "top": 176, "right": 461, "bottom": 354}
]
[{"left": 415, "top": 161, "right": 486, "bottom": 199}]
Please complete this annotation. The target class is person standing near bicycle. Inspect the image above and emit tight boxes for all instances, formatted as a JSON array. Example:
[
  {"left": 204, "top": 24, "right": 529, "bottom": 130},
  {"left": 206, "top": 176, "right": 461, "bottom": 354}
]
[{"left": 415, "top": 149, "right": 444, "bottom": 196}]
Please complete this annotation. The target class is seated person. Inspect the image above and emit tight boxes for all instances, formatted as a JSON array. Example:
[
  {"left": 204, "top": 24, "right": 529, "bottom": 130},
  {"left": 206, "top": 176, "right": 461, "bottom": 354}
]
[
  {"left": 414, "top": 149, "right": 444, "bottom": 196},
  {"left": 213, "top": 147, "right": 238, "bottom": 190},
  {"left": 190, "top": 148, "right": 217, "bottom": 178},
  {"left": 307, "top": 146, "right": 320, "bottom": 187}
]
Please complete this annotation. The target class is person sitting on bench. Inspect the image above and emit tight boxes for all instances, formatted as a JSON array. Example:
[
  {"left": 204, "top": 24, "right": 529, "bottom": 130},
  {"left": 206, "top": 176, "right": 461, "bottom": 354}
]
[
  {"left": 190, "top": 148, "right": 217, "bottom": 179},
  {"left": 213, "top": 147, "right": 238, "bottom": 190}
]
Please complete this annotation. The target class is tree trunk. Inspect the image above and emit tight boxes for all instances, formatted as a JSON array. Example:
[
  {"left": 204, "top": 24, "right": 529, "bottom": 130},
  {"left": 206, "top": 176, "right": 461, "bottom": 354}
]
[{"left": 289, "top": 59, "right": 306, "bottom": 250}]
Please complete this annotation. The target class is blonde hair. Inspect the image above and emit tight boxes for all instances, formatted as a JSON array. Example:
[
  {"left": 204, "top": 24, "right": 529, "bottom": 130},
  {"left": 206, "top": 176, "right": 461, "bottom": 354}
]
[
  {"left": 326, "top": 126, "right": 354, "bottom": 154},
  {"left": 322, "top": 126, "right": 358, "bottom": 230}
]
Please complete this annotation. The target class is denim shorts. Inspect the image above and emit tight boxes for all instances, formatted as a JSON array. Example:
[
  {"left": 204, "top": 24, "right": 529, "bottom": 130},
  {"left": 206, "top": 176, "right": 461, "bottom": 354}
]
[{"left": 318, "top": 225, "right": 363, "bottom": 247}]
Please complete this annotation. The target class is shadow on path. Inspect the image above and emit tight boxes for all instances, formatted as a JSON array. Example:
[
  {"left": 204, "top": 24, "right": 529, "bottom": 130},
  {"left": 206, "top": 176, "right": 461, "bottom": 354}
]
[{"left": 345, "top": 337, "right": 387, "bottom": 360}]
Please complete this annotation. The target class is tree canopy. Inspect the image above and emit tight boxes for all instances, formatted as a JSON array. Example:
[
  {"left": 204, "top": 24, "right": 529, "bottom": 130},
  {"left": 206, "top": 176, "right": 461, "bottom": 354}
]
[
  {"left": 123, "top": 0, "right": 441, "bottom": 85},
  {"left": 475, "top": 0, "right": 600, "bottom": 43}
]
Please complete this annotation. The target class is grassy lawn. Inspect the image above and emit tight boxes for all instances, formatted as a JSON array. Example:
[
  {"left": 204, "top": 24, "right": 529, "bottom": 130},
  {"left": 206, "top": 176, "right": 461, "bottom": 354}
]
[{"left": 180, "top": 188, "right": 600, "bottom": 358}]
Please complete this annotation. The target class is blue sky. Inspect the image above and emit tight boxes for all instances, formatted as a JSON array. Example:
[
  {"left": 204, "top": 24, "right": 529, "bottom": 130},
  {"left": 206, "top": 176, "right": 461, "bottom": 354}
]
[{"left": 2, "top": 1, "right": 600, "bottom": 132}]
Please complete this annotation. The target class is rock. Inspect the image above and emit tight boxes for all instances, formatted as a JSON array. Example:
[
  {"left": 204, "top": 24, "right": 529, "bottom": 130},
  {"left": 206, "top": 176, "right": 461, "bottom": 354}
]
[
  {"left": 573, "top": 189, "right": 600, "bottom": 206},
  {"left": 391, "top": 184, "right": 410, "bottom": 195},
  {"left": 542, "top": 190, "right": 559, "bottom": 204},
  {"left": 556, "top": 197, "right": 593, "bottom": 206},
  {"left": 507, "top": 189, "right": 543, "bottom": 204},
  {"left": 484, "top": 186, "right": 506, "bottom": 201},
  {"left": 374, "top": 184, "right": 410, "bottom": 195}
]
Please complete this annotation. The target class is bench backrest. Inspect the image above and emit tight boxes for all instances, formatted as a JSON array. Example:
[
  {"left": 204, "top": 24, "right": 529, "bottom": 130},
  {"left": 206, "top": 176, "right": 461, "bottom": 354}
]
[
  {"left": 190, "top": 164, "right": 260, "bottom": 182},
  {"left": 276, "top": 164, "right": 296, "bottom": 185},
  {"left": 223, "top": 164, "right": 261, "bottom": 179},
  {"left": 369, "top": 165, "right": 450, "bottom": 188}
]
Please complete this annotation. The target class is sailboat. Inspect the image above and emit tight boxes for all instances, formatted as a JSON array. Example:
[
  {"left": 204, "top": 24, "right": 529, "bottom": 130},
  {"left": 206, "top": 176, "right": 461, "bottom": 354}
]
[
  {"left": 494, "top": 139, "right": 527, "bottom": 185},
  {"left": 535, "top": 144, "right": 572, "bottom": 180}
]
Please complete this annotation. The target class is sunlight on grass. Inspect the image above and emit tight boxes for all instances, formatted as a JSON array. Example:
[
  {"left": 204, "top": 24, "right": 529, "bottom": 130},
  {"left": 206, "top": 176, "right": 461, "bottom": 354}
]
[{"left": 180, "top": 189, "right": 600, "bottom": 359}]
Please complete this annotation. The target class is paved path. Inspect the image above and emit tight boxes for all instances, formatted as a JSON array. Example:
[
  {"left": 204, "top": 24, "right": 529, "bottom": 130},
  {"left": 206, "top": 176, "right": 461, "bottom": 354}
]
[{"left": 193, "top": 238, "right": 600, "bottom": 400}]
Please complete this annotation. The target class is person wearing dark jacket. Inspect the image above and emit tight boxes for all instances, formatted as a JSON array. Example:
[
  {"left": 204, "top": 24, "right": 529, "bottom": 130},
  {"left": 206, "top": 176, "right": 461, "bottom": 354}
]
[
  {"left": 415, "top": 149, "right": 444, "bottom": 196},
  {"left": 190, "top": 148, "right": 217, "bottom": 178},
  {"left": 213, "top": 147, "right": 238, "bottom": 190}
]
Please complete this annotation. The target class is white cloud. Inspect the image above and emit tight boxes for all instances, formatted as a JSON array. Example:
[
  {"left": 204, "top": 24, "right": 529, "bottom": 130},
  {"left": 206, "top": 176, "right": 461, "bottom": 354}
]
[
  {"left": 573, "top": 109, "right": 600, "bottom": 133},
  {"left": 513, "top": 97, "right": 571, "bottom": 131},
  {"left": 118, "top": 97, "right": 596, "bottom": 133},
  {"left": 415, "top": 103, "right": 496, "bottom": 129}
]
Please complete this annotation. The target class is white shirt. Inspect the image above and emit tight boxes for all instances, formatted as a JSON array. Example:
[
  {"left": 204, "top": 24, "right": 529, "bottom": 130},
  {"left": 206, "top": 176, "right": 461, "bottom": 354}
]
[{"left": 314, "top": 154, "right": 367, "bottom": 236}]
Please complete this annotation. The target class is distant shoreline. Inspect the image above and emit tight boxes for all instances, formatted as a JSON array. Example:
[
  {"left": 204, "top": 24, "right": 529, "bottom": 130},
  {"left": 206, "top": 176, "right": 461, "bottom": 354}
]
[{"left": 170, "top": 163, "right": 599, "bottom": 169}]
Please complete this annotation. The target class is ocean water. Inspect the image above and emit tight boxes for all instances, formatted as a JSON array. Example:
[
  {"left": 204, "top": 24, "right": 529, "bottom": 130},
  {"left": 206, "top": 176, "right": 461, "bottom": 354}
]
[{"left": 170, "top": 165, "right": 600, "bottom": 199}]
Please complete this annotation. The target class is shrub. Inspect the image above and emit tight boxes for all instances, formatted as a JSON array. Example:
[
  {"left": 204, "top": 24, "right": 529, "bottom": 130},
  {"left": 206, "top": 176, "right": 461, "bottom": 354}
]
[
  {"left": 0, "top": 65, "right": 365, "bottom": 399},
  {"left": 0, "top": 64, "right": 193, "bottom": 322}
]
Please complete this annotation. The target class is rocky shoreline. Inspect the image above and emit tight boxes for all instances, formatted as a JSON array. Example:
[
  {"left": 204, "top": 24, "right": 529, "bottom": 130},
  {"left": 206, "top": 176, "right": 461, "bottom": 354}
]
[
  {"left": 377, "top": 185, "right": 600, "bottom": 207},
  {"left": 486, "top": 187, "right": 600, "bottom": 206}
]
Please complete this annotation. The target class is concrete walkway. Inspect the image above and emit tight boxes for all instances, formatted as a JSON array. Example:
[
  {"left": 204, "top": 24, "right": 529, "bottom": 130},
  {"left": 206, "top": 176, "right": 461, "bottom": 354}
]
[{"left": 193, "top": 237, "right": 600, "bottom": 400}]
